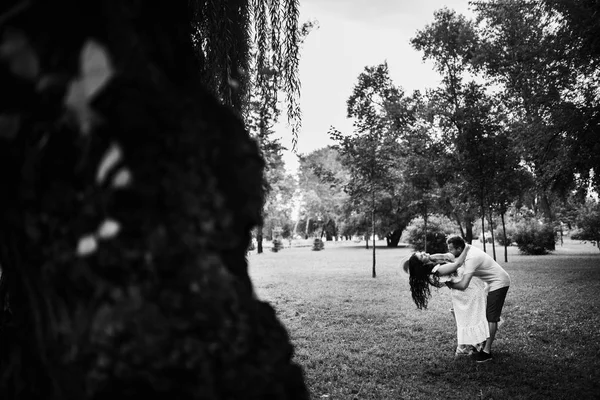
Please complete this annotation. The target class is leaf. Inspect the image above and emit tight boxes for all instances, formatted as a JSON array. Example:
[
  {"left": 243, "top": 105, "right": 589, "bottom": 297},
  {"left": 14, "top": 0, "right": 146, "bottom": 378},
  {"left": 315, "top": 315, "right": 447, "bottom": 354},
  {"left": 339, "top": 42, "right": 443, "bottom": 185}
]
[
  {"left": 77, "top": 234, "right": 98, "bottom": 256},
  {"left": 96, "top": 142, "right": 122, "bottom": 184},
  {"left": 112, "top": 167, "right": 132, "bottom": 188},
  {"left": 80, "top": 40, "right": 113, "bottom": 99},
  {"left": 64, "top": 40, "right": 114, "bottom": 135},
  {"left": 97, "top": 219, "right": 121, "bottom": 240},
  {"left": 0, "top": 30, "right": 39, "bottom": 80},
  {"left": 0, "top": 114, "right": 21, "bottom": 139}
]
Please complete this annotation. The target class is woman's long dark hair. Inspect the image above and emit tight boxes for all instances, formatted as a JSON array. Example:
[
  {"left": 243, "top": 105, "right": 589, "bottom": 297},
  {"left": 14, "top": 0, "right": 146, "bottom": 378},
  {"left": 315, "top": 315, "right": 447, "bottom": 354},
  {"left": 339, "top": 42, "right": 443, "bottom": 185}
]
[{"left": 407, "top": 254, "right": 442, "bottom": 310}]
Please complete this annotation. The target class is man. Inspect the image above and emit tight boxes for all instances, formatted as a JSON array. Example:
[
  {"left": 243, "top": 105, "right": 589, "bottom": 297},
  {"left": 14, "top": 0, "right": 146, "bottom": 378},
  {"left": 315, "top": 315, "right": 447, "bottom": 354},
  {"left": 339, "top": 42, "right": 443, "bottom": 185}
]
[{"left": 435, "top": 236, "right": 511, "bottom": 363}]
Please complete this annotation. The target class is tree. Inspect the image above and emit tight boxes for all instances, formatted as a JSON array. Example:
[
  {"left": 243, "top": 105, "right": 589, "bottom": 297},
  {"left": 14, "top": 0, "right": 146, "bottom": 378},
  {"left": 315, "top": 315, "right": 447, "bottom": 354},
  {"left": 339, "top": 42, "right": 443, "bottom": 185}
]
[
  {"left": 245, "top": 18, "right": 316, "bottom": 253},
  {"left": 190, "top": 0, "right": 303, "bottom": 143},
  {"left": 411, "top": 8, "right": 483, "bottom": 244},
  {"left": 331, "top": 62, "right": 409, "bottom": 277},
  {"left": 472, "top": 0, "right": 600, "bottom": 217},
  {"left": 0, "top": 0, "right": 307, "bottom": 398},
  {"left": 572, "top": 199, "right": 600, "bottom": 251},
  {"left": 297, "top": 146, "right": 349, "bottom": 240}
]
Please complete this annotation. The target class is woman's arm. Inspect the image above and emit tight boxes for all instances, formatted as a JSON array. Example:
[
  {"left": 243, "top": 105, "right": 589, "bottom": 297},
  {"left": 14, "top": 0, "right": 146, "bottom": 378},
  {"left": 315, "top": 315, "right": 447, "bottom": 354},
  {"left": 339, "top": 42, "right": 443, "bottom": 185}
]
[
  {"left": 433, "top": 244, "right": 470, "bottom": 276},
  {"left": 429, "top": 253, "right": 454, "bottom": 264}
]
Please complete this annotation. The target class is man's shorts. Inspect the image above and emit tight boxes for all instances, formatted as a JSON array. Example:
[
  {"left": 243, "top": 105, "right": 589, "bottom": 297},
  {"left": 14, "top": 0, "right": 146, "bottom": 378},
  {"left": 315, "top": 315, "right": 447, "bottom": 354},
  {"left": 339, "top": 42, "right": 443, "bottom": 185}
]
[{"left": 486, "top": 286, "right": 509, "bottom": 322}]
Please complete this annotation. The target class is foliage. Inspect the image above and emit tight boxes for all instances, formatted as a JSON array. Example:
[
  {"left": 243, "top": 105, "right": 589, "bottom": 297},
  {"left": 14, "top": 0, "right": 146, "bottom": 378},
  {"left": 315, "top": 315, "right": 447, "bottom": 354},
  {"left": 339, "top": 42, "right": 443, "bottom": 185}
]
[
  {"left": 404, "top": 217, "right": 449, "bottom": 254},
  {"left": 494, "top": 225, "right": 516, "bottom": 246},
  {"left": 190, "top": 0, "right": 302, "bottom": 142},
  {"left": 571, "top": 200, "right": 600, "bottom": 251},
  {"left": 311, "top": 238, "right": 324, "bottom": 251},
  {"left": 410, "top": 10, "right": 485, "bottom": 242},
  {"left": 297, "top": 146, "right": 349, "bottom": 239},
  {"left": 271, "top": 238, "right": 284, "bottom": 252},
  {"left": 472, "top": 0, "right": 600, "bottom": 200},
  {"left": 330, "top": 63, "right": 414, "bottom": 251},
  {"left": 513, "top": 221, "right": 557, "bottom": 255}
]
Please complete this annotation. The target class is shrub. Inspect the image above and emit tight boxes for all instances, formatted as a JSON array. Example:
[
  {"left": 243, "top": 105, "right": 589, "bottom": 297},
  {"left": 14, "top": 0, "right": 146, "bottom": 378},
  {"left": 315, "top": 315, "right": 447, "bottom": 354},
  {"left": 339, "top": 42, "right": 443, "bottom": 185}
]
[
  {"left": 495, "top": 226, "right": 516, "bottom": 246},
  {"left": 572, "top": 201, "right": 600, "bottom": 251},
  {"left": 513, "top": 222, "right": 556, "bottom": 255},
  {"left": 405, "top": 219, "right": 448, "bottom": 254},
  {"left": 271, "top": 238, "right": 284, "bottom": 252},
  {"left": 312, "top": 237, "right": 324, "bottom": 251}
]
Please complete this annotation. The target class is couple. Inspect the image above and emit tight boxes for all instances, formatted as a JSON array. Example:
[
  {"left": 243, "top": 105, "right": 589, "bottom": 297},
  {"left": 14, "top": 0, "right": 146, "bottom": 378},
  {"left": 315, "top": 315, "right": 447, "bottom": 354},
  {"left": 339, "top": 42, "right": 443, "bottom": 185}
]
[{"left": 403, "top": 236, "right": 511, "bottom": 363}]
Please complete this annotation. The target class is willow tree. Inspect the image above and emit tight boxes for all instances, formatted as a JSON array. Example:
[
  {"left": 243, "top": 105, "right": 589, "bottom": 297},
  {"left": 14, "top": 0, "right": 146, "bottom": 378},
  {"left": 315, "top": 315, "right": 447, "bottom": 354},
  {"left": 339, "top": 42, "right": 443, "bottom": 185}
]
[
  {"left": 190, "top": 0, "right": 302, "bottom": 144},
  {"left": 0, "top": 0, "right": 307, "bottom": 399}
]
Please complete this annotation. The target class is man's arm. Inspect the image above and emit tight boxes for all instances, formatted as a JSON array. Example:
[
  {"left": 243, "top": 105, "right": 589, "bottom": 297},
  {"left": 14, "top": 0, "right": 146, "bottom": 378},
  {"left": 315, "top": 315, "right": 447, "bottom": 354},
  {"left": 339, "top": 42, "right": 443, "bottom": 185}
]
[
  {"left": 434, "top": 244, "right": 470, "bottom": 276},
  {"left": 445, "top": 272, "right": 474, "bottom": 291}
]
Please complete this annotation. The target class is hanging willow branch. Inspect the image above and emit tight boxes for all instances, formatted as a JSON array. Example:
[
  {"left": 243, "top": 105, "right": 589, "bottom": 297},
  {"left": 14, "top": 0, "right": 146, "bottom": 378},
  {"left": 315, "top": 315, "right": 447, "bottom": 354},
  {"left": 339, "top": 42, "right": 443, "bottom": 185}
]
[{"left": 189, "top": 0, "right": 302, "bottom": 148}]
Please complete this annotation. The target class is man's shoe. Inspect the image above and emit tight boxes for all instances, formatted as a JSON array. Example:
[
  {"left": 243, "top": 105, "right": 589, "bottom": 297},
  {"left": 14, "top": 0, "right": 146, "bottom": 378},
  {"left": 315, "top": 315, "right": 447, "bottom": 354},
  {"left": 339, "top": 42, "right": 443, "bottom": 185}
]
[{"left": 476, "top": 351, "right": 492, "bottom": 363}]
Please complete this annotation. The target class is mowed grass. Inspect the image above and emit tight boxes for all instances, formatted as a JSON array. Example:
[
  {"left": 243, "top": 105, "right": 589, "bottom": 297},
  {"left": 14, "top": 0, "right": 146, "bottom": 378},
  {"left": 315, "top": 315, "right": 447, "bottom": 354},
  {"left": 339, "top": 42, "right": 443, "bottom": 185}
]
[{"left": 248, "top": 239, "right": 600, "bottom": 400}]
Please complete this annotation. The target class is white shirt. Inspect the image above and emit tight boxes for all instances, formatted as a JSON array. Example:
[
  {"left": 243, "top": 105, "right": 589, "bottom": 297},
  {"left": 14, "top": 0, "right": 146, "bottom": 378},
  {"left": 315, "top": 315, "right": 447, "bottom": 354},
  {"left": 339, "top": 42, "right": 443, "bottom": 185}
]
[{"left": 463, "top": 246, "right": 511, "bottom": 291}]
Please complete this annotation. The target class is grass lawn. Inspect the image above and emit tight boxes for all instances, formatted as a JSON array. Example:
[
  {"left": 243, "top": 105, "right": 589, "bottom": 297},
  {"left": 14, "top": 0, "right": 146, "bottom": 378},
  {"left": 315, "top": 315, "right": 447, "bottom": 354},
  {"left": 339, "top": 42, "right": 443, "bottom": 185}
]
[{"left": 248, "top": 239, "right": 600, "bottom": 399}]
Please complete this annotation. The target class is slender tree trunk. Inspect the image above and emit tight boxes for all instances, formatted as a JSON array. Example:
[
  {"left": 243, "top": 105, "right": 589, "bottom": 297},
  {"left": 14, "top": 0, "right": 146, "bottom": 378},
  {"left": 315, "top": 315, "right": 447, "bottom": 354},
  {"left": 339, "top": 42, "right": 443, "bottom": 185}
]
[
  {"left": 424, "top": 207, "right": 428, "bottom": 253},
  {"left": 464, "top": 213, "right": 475, "bottom": 244},
  {"left": 501, "top": 212, "right": 508, "bottom": 263},
  {"left": 257, "top": 225, "right": 264, "bottom": 254},
  {"left": 559, "top": 223, "right": 564, "bottom": 246},
  {"left": 372, "top": 191, "right": 376, "bottom": 278},
  {"left": 488, "top": 209, "right": 496, "bottom": 261},
  {"left": 305, "top": 217, "right": 311, "bottom": 239},
  {"left": 480, "top": 195, "right": 487, "bottom": 252},
  {"left": 465, "top": 223, "right": 474, "bottom": 245},
  {"left": 445, "top": 198, "right": 467, "bottom": 240}
]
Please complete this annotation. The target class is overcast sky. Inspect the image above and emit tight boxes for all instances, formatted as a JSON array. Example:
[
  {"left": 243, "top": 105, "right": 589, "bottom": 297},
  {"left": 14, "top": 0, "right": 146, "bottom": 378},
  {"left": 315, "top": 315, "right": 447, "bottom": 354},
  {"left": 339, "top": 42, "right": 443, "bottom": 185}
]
[{"left": 277, "top": 0, "right": 475, "bottom": 172}]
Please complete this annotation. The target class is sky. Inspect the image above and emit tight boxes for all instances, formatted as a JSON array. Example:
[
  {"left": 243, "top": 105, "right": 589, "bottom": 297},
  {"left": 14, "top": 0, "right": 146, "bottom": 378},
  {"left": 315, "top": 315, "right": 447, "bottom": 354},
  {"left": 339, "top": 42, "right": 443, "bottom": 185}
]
[{"left": 276, "top": 0, "right": 475, "bottom": 172}]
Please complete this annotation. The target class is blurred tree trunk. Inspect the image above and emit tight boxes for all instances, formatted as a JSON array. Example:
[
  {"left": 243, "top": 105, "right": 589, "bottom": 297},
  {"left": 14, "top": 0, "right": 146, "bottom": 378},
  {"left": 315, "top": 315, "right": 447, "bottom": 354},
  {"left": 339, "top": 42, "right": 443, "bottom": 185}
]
[
  {"left": 0, "top": 1, "right": 307, "bottom": 399},
  {"left": 385, "top": 229, "right": 402, "bottom": 247},
  {"left": 257, "top": 225, "right": 264, "bottom": 254}
]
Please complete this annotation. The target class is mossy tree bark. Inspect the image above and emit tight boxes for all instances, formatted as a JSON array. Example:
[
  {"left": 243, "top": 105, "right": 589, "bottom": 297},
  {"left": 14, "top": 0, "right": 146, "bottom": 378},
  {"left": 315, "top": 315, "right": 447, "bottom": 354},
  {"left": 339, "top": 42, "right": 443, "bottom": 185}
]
[{"left": 0, "top": 1, "right": 307, "bottom": 399}]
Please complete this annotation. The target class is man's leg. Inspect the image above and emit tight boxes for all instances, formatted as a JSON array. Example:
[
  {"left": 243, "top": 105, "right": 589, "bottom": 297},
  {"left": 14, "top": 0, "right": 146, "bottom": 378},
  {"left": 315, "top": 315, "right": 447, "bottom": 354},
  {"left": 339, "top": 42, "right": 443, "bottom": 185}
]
[
  {"left": 477, "top": 286, "right": 509, "bottom": 362},
  {"left": 483, "top": 321, "right": 497, "bottom": 353}
]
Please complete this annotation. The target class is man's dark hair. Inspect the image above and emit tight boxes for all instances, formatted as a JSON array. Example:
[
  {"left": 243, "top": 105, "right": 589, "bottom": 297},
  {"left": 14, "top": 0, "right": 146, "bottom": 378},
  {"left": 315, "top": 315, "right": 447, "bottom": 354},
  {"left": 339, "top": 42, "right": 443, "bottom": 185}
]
[{"left": 447, "top": 235, "right": 465, "bottom": 250}]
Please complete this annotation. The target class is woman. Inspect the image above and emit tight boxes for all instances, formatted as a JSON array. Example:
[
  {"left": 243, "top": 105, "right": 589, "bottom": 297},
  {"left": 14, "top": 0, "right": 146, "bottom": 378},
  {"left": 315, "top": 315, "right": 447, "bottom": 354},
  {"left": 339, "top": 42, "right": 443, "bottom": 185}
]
[{"left": 403, "top": 245, "right": 489, "bottom": 356}]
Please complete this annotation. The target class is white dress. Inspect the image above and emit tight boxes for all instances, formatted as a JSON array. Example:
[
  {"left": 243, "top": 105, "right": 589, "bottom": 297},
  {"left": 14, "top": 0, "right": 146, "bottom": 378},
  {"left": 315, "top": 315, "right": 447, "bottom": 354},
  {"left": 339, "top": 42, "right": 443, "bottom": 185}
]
[{"left": 445, "top": 266, "right": 490, "bottom": 350}]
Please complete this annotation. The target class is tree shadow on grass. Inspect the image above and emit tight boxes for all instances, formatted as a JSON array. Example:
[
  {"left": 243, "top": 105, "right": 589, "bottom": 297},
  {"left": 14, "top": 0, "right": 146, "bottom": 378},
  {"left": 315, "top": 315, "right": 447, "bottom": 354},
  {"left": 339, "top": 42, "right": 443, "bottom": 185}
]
[{"left": 421, "top": 350, "right": 600, "bottom": 399}]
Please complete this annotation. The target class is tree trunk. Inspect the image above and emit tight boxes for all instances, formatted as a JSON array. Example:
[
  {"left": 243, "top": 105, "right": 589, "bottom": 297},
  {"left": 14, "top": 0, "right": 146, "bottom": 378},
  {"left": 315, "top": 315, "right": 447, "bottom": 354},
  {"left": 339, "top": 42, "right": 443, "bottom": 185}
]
[
  {"left": 480, "top": 193, "right": 487, "bottom": 252},
  {"left": 257, "top": 225, "right": 264, "bottom": 254},
  {"left": 372, "top": 192, "right": 376, "bottom": 278},
  {"left": 461, "top": 215, "right": 474, "bottom": 244},
  {"left": 0, "top": 1, "right": 307, "bottom": 398},
  {"left": 501, "top": 212, "right": 508, "bottom": 263},
  {"left": 386, "top": 229, "right": 402, "bottom": 247},
  {"left": 423, "top": 209, "right": 428, "bottom": 253},
  {"left": 488, "top": 209, "right": 496, "bottom": 261},
  {"left": 540, "top": 192, "right": 554, "bottom": 222}
]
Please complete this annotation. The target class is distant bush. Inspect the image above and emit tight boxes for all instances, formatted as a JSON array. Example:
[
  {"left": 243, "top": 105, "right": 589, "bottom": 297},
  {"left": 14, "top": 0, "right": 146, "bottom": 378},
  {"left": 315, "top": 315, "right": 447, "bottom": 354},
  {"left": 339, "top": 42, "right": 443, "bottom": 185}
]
[
  {"left": 495, "top": 226, "right": 516, "bottom": 246},
  {"left": 513, "top": 222, "right": 556, "bottom": 255},
  {"left": 571, "top": 201, "right": 600, "bottom": 251},
  {"left": 312, "top": 237, "right": 324, "bottom": 251},
  {"left": 271, "top": 238, "right": 284, "bottom": 252},
  {"left": 406, "top": 220, "right": 448, "bottom": 254}
]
